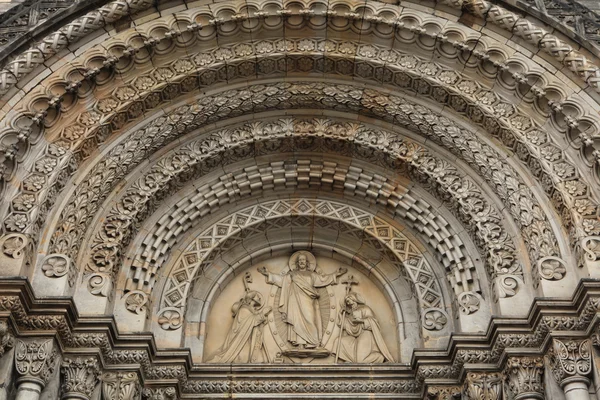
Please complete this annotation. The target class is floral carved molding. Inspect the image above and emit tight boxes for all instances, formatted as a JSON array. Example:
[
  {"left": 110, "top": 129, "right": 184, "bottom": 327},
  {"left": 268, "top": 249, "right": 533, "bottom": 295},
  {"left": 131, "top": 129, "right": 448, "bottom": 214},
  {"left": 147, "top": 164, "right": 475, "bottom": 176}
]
[{"left": 0, "top": 279, "right": 599, "bottom": 396}]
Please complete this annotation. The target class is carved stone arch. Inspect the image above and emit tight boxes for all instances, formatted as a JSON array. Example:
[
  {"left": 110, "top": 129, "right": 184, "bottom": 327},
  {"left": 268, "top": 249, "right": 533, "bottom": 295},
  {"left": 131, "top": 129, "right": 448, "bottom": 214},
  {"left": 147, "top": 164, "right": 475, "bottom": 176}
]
[
  {"left": 0, "top": 0, "right": 596, "bottom": 222},
  {"left": 142, "top": 198, "right": 462, "bottom": 359},
  {"left": 61, "top": 116, "right": 538, "bottom": 310},
  {"left": 0, "top": 50, "right": 588, "bottom": 268}
]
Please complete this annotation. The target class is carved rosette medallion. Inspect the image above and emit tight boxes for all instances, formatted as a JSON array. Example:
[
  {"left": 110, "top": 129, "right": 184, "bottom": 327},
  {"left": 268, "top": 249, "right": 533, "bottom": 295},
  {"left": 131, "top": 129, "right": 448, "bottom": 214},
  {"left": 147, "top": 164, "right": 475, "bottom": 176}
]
[{"left": 505, "top": 357, "right": 544, "bottom": 400}]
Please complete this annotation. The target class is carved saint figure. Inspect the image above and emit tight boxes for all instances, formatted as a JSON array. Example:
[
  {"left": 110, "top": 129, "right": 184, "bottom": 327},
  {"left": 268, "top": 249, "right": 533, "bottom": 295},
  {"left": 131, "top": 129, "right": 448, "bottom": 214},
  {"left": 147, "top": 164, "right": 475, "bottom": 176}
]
[
  {"left": 333, "top": 292, "right": 395, "bottom": 363},
  {"left": 258, "top": 251, "right": 347, "bottom": 349},
  {"left": 208, "top": 290, "right": 272, "bottom": 363}
]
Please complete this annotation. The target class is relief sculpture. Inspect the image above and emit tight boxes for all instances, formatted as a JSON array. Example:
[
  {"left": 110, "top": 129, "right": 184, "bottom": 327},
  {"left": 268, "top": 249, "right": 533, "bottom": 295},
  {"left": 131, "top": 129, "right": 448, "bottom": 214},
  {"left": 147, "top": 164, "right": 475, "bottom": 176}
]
[
  {"left": 206, "top": 251, "right": 397, "bottom": 364},
  {"left": 207, "top": 272, "right": 272, "bottom": 363},
  {"left": 333, "top": 278, "right": 395, "bottom": 363},
  {"left": 258, "top": 250, "right": 347, "bottom": 358}
]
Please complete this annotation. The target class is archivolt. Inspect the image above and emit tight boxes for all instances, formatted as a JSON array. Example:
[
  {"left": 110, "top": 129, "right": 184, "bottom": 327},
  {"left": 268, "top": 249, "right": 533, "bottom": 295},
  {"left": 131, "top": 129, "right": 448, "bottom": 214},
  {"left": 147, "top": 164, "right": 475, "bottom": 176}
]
[
  {"left": 2, "top": 41, "right": 593, "bottom": 253},
  {"left": 119, "top": 157, "right": 483, "bottom": 300},
  {"left": 152, "top": 197, "right": 450, "bottom": 331},
  {"left": 64, "top": 116, "right": 535, "bottom": 303},
  {"left": 1, "top": 0, "right": 599, "bottom": 195}
]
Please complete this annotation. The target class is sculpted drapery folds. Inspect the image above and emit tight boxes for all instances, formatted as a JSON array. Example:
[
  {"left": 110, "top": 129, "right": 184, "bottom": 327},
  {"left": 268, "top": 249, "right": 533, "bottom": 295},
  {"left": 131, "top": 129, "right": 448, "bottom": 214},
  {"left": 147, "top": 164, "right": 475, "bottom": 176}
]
[
  {"left": 259, "top": 251, "right": 347, "bottom": 350},
  {"left": 333, "top": 292, "right": 395, "bottom": 363},
  {"left": 208, "top": 290, "right": 272, "bottom": 363}
]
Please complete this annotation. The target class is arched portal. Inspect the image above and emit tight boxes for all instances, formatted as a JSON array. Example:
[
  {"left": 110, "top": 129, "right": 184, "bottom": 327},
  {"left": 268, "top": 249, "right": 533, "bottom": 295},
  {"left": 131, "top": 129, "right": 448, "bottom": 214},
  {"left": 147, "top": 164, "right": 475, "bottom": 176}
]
[{"left": 1, "top": 0, "right": 600, "bottom": 398}]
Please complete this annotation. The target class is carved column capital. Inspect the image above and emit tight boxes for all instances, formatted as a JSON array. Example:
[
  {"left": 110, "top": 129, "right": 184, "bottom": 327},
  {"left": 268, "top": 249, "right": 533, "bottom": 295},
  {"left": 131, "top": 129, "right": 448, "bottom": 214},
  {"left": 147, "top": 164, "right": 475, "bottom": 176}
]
[
  {"left": 0, "top": 320, "right": 14, "bottom": 358},
  {"left": 464, "top": 372, "right": 502, "bottom": 400},
  {"left": 548, "top": 338, "right": 592, "bottom": 387},
  {"left": 14, "top": 339, "right": 57, "bottom": 387},
  {"left": 60, "top": 357, "right": 100, "bottom": 400},
  {"left": 101, "top": 372, "right": 140, "bottom": 400},
  {"left": 505, "top": 356, "right": 544, "bottom": 400},
  {"left": 142, "top": 387, "right": 177, "bottom": 400},
  {"left": 426, "top": 385, "right": 461, "bottom": 399}
]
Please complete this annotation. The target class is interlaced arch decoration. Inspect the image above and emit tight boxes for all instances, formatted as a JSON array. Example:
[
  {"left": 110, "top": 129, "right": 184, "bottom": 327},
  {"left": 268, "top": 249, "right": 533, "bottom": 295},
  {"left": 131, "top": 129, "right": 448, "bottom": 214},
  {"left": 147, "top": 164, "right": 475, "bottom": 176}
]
[{"left": 156, "top": 198, "right": 448, "bottom": 331}]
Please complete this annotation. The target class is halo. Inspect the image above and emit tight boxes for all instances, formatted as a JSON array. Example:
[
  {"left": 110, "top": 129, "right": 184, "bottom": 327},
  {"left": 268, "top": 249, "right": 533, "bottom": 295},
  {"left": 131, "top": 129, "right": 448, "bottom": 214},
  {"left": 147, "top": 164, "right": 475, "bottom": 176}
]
[{"left": 288, "top": 250, "right": 317, "bottom": 271}]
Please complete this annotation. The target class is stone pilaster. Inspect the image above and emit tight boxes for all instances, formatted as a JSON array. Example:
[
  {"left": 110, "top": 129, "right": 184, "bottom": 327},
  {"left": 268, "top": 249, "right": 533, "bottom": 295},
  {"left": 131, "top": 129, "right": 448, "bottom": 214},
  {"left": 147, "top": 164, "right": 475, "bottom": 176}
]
[
  {"left": 548, "top": 339, "right": 592, "bottom": 400},
  {"left": 14, "top": 339, "right": 57, "bottom": 400},
  {"left": 101, "top": 372, "right": 140, "bottom": 400},
  {"left": 60, "top": 357, "right": 100, "bottom": 400},
  {"left": 464, "top": 372, "right": 502, "bottom": 400},
  {"left": 505, "top": 356, "right": 544, "bottom": 400}
]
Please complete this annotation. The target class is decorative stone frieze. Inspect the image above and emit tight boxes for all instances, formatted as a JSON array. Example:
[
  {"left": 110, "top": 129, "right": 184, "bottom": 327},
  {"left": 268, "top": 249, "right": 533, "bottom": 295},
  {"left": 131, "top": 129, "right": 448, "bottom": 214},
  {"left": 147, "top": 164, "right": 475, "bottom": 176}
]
[
  {"left": 505, "top": 357, "right": 544, "bottom": 400},
  {"left": 60, "top": 357, "right": 100, "bottom": 400},
  {"left": 427, "top": 386, "right": 461, "bottom": 400},
  {"left": 142, "top": 387, "right": 177, "bottom": 400}
]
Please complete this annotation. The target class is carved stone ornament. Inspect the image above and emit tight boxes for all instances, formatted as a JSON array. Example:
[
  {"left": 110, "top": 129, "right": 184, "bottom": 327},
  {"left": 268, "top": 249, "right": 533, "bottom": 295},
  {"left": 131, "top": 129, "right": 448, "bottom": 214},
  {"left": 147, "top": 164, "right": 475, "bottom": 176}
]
[
  {"left": 427, "top": 386, "right": 461, "bottom": 399},
  {"left": 0, "top": 233, "right": 27, "bottom": 259},
  {"left": 101, "top": 372, "right": 140, "bottom": 400},
  {"left": 142, "top": 387, "right": 177, "bottom": 400},
  {"left": 464, "top": 372, "right": 502, "bottom": 400},
  {"left": 457, "top": 292, "right": 481, "bottom": 315},
  {"left": 423, "top": 308, "right": 449, "bottom": 331},
  {"left": 0, "top": 320, "right": 13, "bottom": 359},
  {"left": 14, "top": 339, "right": 57, "bottom": 386},
  {"left": 548, "top": 339, "right": 592, "bottom": 385},
  {"left": 505, "top": 357, "right": 544, "bottom": 400},
  {"left": 537, "top": 256, "right": 567, "bottom": 281},
  {"left": 60, "top": 357, "right": 100, "bottom": 400},
  {"left": 581, "top": 236, "right": 600, "bottom": 262},
  {"left": 123, "top": 290, "right": 149, "bottom": 314},
  {"left": 41, "top": 253, "right": 76, "bottom": 286}
]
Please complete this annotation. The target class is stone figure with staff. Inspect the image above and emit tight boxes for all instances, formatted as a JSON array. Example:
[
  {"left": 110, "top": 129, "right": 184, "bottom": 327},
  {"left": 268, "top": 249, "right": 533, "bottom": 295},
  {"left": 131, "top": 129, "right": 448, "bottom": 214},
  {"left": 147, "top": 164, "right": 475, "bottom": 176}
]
[{"left": 333, "top": 275, "right": 395, "bottom": 363}]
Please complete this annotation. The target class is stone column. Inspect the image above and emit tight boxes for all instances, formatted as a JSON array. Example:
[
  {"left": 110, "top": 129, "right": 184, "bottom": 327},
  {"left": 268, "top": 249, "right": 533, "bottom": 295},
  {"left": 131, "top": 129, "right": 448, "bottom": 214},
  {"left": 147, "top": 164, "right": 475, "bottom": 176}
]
[
  {"left": 0, "top": 321, "right": 14, "bottom": 400},
  {"left": 14, "top": 339, "right": 56, "bottom": 400},
  {"left": 101, "top": 372, "right": 140, "bottom": 400},
  {"left": 60, "top": 357, "right": 99, "bottom": 400},
  {"left": 464, "top": 372, "right": 502, "bottom": 400},
  {"left": 505, "top": 356, "right": 544, "bottom": 400},
  {"left": 548, "top": 339, "right": 592, "bottom": 400}
]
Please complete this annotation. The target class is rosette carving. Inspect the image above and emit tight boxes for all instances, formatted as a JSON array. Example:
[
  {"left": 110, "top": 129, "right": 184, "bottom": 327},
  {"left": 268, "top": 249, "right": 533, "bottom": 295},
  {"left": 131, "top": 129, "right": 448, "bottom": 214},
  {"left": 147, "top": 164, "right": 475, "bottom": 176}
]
[
  {"left": 537, "top": 257, "right": 567, "bottom": 282},
  {"left": 423, "top": 308, "right": 448, "bottom": 331}
]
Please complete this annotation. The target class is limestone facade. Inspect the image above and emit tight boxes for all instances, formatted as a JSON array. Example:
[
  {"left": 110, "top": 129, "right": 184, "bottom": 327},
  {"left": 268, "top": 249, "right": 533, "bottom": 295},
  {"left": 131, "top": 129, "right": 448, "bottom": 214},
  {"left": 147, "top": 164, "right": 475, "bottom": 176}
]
[{"left": 1, "top": 0, "right": 600, "bottom": 398}]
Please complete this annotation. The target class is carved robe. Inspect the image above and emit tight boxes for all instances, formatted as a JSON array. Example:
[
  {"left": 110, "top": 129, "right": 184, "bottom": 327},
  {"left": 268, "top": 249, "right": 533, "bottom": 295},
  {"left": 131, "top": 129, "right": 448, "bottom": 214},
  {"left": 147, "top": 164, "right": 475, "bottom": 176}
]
[
  {"left": 267, "top": 270, "right": 338, "bottom": 346},
  {"left": 208, "top": 303, "right": 268, "bottom": 363},
  {"left": 333, "top": 304, "right": 394, "bottom": 363}
]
